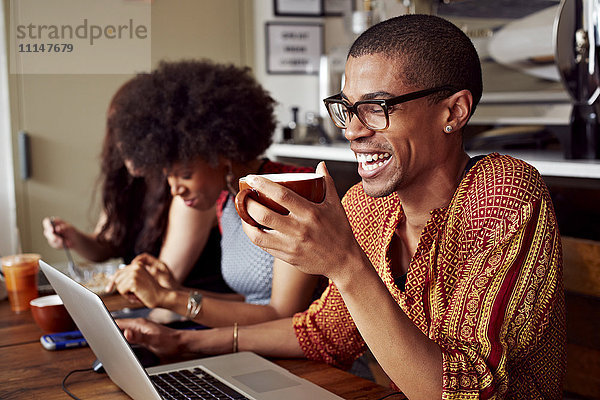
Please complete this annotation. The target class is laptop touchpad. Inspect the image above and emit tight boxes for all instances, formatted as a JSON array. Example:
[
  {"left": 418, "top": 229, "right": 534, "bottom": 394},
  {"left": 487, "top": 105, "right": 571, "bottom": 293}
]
[{"left": 233, "top": 370, "right": 301, "bottom": 393}]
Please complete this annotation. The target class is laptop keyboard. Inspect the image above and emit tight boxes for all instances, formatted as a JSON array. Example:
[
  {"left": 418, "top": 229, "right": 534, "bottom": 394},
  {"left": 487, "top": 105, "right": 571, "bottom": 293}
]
[{"left": 151, "top": 367, "right": 249, "bottom": 400}]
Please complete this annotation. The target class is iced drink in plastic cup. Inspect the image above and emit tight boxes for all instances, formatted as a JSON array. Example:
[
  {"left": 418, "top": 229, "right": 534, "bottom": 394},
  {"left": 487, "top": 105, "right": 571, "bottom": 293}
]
[{"left": 2, "top": 254, "right": 40, "bottom": 313}]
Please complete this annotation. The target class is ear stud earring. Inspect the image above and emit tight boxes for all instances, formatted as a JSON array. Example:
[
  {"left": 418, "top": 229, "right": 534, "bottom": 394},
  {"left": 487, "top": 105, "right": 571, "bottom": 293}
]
[{"left": 444, "top": 125, "right": 453, "bottom": 133}]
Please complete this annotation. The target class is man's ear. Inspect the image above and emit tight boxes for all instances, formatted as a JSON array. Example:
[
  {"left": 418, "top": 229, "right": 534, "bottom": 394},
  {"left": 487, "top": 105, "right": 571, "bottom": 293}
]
[{"left": 445, "top": 90, "right": 473, "bottom": 132}]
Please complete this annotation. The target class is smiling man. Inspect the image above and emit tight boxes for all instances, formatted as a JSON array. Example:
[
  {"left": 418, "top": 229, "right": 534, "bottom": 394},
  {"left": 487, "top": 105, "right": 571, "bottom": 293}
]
[
  {"left": 239, "top": 14, "right": 565, "bottom": 399},
  {"left": 119, "top": 14, "right": 566, "bottom": 400}
]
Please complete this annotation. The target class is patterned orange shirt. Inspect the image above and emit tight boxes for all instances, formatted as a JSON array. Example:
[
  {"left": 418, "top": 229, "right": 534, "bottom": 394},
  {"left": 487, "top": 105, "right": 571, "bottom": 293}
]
[{"left": 293, "top": 153, "right": 566, "bottom": 399}]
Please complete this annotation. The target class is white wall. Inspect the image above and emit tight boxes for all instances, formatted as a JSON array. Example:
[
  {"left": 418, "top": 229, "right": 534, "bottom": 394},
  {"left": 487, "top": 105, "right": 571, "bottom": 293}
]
[
  {"left": 252, "top": 0, "right": 411, "bottom": 141},
  {"left": 252, "top": 1, "right": 350, "bottom": 141},
  {"left": 0, "top": 3, "right": 18, "bottom": 256}
]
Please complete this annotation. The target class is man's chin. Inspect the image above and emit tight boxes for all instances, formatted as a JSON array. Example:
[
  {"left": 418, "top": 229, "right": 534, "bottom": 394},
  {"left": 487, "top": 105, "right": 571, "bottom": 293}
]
[{"left": 361, "top": 181, "right": 395, "bottom": 198}]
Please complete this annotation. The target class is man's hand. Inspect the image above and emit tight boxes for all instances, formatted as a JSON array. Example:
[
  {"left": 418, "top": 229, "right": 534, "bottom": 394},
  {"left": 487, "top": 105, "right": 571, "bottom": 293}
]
[{"left": 239, "top": 162, "right": 366, "bottom": 284}]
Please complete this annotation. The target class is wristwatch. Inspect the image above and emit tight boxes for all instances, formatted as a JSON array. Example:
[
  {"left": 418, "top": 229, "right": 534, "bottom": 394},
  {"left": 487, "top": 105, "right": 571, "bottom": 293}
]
[{"left": 186, "top": 291, "right": 203, "bottom": 320}]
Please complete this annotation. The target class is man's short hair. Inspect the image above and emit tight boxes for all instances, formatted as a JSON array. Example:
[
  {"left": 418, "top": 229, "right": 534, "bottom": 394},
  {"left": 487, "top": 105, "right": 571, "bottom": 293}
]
[{"left": 349, "top": 14, "right": 483, "bottom": 115}]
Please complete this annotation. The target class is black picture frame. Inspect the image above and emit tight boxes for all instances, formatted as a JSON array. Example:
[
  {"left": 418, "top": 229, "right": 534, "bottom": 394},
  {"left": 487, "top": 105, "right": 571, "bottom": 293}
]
[{"left": 265, "top": 22, "right": 323, "bottom": 75}]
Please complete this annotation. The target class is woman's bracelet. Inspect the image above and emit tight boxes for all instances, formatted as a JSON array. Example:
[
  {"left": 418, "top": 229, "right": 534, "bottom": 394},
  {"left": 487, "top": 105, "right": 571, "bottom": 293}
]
[{"left": 233, "top": 322, "right": 239, "bottom": 353}]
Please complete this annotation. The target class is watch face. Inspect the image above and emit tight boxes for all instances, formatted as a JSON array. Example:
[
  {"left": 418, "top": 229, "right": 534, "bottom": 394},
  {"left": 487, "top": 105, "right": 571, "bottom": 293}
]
[
  {"left": 191, "top": 293, "right": 203, "bottom": 304},
  {"left": 186, "top": 291, "right": 203, "bottom": 320}
]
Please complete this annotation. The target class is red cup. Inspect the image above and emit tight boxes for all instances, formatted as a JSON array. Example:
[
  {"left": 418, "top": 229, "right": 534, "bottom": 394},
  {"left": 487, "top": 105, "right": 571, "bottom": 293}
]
[
  {"left": 235, "top": 172, "right": 325, "bottom": 228},
  {"left": 30, "top": 294, "right": 76, "bottom": 333}
]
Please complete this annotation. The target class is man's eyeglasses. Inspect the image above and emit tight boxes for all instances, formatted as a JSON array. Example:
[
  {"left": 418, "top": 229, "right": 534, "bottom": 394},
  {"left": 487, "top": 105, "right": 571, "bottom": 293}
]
[{"left": 323, "top": 86, "right": 457, "bottom": 131}]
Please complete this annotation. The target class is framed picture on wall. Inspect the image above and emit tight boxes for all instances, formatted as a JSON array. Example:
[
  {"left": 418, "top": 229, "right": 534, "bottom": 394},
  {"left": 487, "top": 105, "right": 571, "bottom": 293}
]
[
  {"left": 266, "top": 22, "right": 323, "bottom": 75},
  {"left": 273, "top": 0, "right": 352, "bottom": 17},
  {"left": 323, "top": 0, "right": 353, "bottom": 16},
  {"left": 274, "top": 0, "right": 323, "bottom": 17}
]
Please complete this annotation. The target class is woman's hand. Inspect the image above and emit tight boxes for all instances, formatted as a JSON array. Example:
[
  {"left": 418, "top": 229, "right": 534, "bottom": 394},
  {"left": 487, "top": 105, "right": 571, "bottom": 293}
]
[
  {"left": 42, "top": 213, "right": 116, "bottom": 262},
  {"left": 131, "top": 253, "right": 181, "bottom": 290},
  {"left": 42, "top": 217, "right": 80, "bottom": 249},
  {"left": 116, "top": 318, "right": 185, "bottom": 360},
  {"left": 107, "top": 255, "right": 175, "bottom": 308},
  {"left": 116, "top": 318, "right": 237, "bottom": 360}
]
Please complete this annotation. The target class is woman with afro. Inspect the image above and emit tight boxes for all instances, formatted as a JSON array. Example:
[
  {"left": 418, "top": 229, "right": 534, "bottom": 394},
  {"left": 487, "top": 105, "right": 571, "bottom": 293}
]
[{"left": 106, "top": 60, "right": 323, "bottom": 328}]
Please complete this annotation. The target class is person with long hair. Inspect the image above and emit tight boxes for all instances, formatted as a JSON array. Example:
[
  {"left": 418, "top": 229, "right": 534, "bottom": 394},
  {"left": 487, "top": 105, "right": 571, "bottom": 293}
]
[{"left": 42, "top": 75, "right": 228, "bottom": 290}]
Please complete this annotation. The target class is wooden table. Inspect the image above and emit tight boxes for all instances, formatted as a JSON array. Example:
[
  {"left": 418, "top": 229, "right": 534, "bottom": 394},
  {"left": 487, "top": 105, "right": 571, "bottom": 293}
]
[{"left": 0, "top": 295, "right": 403, "bottom": 400}]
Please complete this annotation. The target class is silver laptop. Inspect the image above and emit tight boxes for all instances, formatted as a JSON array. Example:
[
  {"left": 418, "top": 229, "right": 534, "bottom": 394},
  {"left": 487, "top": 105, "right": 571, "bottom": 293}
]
[{"left": 40, "top": 260, "right": 342, "bottom": 400}]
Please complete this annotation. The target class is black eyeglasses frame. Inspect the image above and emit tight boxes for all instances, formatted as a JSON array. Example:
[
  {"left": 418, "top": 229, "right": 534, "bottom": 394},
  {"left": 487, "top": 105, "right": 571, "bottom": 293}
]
[{"left": 322, "top": 85, "right": 458, "bottom": 131}]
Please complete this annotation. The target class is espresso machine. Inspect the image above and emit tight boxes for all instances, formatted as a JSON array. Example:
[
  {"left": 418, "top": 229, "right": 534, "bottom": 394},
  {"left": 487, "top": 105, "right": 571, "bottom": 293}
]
[{"left": 555, "top": 0, "right": 600, "bottom": 159}]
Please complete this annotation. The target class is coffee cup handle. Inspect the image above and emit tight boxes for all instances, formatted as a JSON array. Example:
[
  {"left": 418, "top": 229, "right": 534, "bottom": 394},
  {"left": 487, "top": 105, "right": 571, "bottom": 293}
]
[{"left": 234, "top": 188, "right": 260, "bottom": 227}]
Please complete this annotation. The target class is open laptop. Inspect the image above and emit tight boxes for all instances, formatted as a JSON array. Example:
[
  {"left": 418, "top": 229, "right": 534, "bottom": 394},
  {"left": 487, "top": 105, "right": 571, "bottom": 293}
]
[{"left": 40, "top": 260, "right": 343, "bottom": 400}]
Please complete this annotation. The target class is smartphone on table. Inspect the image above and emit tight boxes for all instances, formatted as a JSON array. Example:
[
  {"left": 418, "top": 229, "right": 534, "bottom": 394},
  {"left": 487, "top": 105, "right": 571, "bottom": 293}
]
[{"left": 40, "top": 330, "right": 87, "bottom": 350}]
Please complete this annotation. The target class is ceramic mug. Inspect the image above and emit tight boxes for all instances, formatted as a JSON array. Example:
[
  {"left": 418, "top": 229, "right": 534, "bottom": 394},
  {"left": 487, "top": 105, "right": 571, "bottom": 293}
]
[
  {"left": 235, "top": 173, "right": 325, "bottom": 228},
  {"left": 30, "top": 294, "right": 76, "bottom": 333}
]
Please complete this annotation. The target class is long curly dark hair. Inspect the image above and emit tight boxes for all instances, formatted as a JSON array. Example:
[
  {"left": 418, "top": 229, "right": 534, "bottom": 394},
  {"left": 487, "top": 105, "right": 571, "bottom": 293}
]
[
  {"left": 108, "top": 59, "right": 276, "bottom": 172},
  {"left": 95, "top": 76, "right": 171, "bottom": 262}
]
